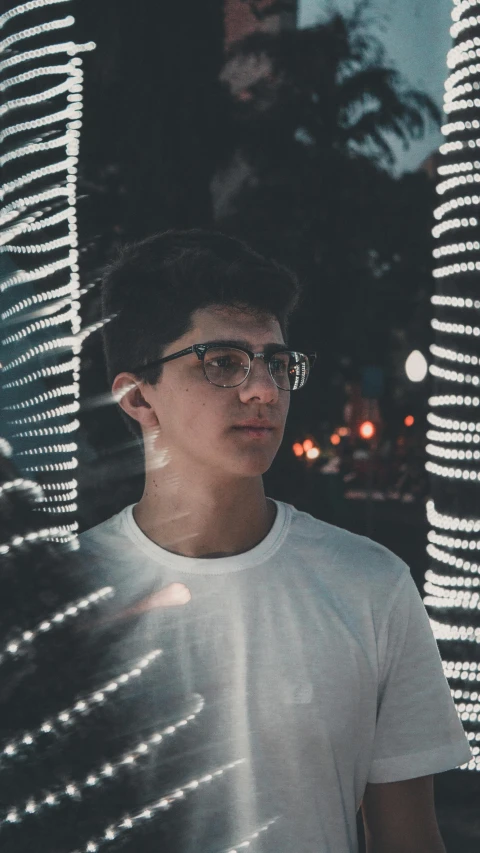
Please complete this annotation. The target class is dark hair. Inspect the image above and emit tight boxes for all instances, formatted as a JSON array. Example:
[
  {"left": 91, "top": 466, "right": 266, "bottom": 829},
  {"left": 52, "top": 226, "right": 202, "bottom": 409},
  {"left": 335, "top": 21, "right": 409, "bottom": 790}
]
[{"left": 101, "top": 228, "right": 303, "bottom": 439}]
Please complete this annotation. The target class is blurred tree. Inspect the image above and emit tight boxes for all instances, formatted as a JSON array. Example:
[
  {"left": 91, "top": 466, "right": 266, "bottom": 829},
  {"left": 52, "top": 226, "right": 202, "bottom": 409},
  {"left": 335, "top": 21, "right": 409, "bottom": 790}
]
[{"left": 215, "top": 8, "right": 440, "bottom": 433}]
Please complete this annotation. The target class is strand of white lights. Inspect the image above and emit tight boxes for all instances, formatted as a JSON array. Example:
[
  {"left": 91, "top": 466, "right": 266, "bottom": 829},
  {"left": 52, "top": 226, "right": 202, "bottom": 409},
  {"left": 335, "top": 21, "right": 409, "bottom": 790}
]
[
  {"left": 24, "top": 458, "right": 77, "bottom": 472},
  {"left": 448, "top": 39, "right": 480, "bottom": 69},
  {"left": 8, "top": 400, "right": 80, "bottom": 426},
  {"left": 427, "top": 411, "right": 480, "bottom": 430},
  {"left": 36, "top": 489, "right": 77, "bottom": 503},
  {"left": 437, "top": 175, "right": 480, "bottom": 194},
  {"left": 452, "top": 1, "right": 480, "bottom": 24},
  {"left": 430, "top": 364, "right": 480, "bottom": 385},
  {"left": 69, "top": 759, "right": 246, "bottom": 853},
  {"left": 0, "top": 41, "right": 95, "bottom": 77},
  {"left": 1, "top": 234, "right": 75, "bottom": 254},
  {"left": 216, "top": 819, "right": 279, "bottom": 853},
  {"left": 0, "top": 523, "right": 78, "bottom": 555},
  {"left": 41, "top": 478, "right": 76, "bottom": 489},
  {"left": 432, "top": 216, "right": 478, "bottom": 237},
  {"left": 426, "top": 569, "right": 480, "bottom": 587},
  {"left": 0, "top": 208, "right": 71, "bottom": 244},
  {"left": 434, "top": 261, "right": 480, "bottom": 277},
  {"left": 428, "top": 394, "right": 480, "bottom": 406},
  {"left": 424, "top": 147, "right": 480, "bottom": 782},
  {"left": 433, "top": 238, "right": 480, "bottom": 254},
  {"left": 0, "top": 0, "right": 70, "bottom": 28},
  {"left": 0, "top": 16, "right": 75, "bottom": 54},
  {"left": 1, "top": 278, "right": 84, "bottom": 321},
  {"left": 427, "top": 501, "right": 480, "bottom": 533},
  {"left": 3, "top": 359, "right": 80, "bottom": 390},
  {"left": 0, "top": 254, "right": 75, "bottom": 292},
  {"left": 0, "top": 476, "right": 43, "bottom": 501},
  {"left": 427, "top": 443, "right": 480, "bottom": 462},
  {"left": 424, "top": 587, "right": 480, "bottom": 611},
  {"left": 427, "top": 541, "right": 480, "bottom": 574},
  {"left": 11, "top": 418, "right": 80, "bottom": 436},
  {"left": 431, "top": 341, "right": 480, "bottom": 359},
  {"left": 426, "top": 460, "right": 480, "bottom": 480},
  {"left": 430, "top": 615, "right": 480, "bottom": 642},
  {"left": 2, "top": 337, "right": 78, "bottom": 373},
  {"left": 3, "top": 307, "right": 76, "bottom": 346},
  {"left": 0, "top": 105, "right": 81, "bottom": 146},
  {"left": 0, "top": 587, "right": 114, "bottom": 667},
  {"left": 428, "top": 529, "right": 480, "bottom": 550},
  {"left": 0, "top": 650, "right": 162, "bottom": 765},
  {"left": 0, "top": 2, "right": 95, "bottom": 540},
  {"left": 427, "top": 430, "right": 480, "bottom": 444},
  {"left": 434, "top": 193, "right": 480, "bottom": 221},
  {"left": 4, "top": 384, "right": 78, "bottom": 410},
  {"left": 2, "top": 694, "right": 205, "bottom": 828},
  {"left": 451, "top": 14, "right": 480, "bottom": 39},
  {"left": 17, "top": 442, "right": 77, "bottom": 454}
]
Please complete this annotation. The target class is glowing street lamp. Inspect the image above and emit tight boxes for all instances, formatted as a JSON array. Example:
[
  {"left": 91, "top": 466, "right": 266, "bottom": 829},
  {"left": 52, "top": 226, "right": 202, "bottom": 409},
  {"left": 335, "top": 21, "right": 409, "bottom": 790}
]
[
  {"left": 405, "top": 350, "right": 428, "bottom": 382},
  {"left": 292, "top": 443, "right": 304, "bottom": 457}
]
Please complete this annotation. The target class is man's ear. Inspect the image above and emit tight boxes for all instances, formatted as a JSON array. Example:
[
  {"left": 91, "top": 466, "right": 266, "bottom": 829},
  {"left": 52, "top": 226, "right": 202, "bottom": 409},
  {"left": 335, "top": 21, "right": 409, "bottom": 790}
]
[{"left": 111, "top": 373, "right": 158, "bottom": 430}]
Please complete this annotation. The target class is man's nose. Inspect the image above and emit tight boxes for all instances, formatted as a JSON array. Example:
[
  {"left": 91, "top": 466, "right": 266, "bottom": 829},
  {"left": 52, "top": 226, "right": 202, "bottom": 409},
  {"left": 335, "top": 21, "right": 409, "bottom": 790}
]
[{"left": 238, "top": 357, "right": 279, "bottom": 401}]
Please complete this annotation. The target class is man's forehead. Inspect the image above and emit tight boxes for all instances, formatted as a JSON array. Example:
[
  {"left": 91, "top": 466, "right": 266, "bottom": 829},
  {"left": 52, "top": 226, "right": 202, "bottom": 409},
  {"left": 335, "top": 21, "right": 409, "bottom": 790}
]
[{"left": 190, "top": 305, "right": 284, "bottom": 344}]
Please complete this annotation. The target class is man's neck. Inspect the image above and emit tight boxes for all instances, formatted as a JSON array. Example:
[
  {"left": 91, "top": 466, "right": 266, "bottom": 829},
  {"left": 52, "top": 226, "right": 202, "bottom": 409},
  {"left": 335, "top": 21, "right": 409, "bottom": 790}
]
[{"left": 132, "top": 475, "right": 276, "bottom": 559}]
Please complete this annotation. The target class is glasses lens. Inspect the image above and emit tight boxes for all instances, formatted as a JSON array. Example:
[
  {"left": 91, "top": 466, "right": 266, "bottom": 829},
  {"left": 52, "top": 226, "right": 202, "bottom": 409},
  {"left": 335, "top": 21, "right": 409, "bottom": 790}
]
[
  {"left": 270, "top": 352, "right": 309, "bottom": 391},
  {"left": 203, "top": 347, "right": 250, "bottom": 387}
]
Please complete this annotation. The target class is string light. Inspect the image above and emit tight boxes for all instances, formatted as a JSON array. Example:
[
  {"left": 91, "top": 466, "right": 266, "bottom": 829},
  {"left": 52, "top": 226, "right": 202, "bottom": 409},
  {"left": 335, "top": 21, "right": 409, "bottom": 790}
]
[
  {"left": 0, "top": 523, "right": 78, "bottom": 556},
  {"left": 218, "top": 818, "right": 279, "bottom": 853},
  {"left": 0, "top": 0, "right": 71, "bottom": 28},
  {"left": 0, "top": 694, "right": 205, "bottom": 828},
  {"left": 428, "top": 395, "right": 480, "bottom": 407},
  {"left": 3, "top": 359, "right": 80, "bottom": 390},
  {"left": 0, "top": 16, "right": 75, "bottom": 54},
  {"left": 0, "top": 475, "right": 43, "bottom": 500},
  {"left": 427, "top": 541, "right": 480, "bottom": 575},
  {"left": 0, "top": 1, "right": 96, "bottom": 534},
  {"left": 1, "top": 277, "right": 79, "bottom": 321},
  {"left": 0, "top": 651, "right": 162, "bottom": 764},
  {"left": 0, "top": 587, "right": 114, "bottom": 667},
  {"left": 430, "top": 364, "right": 480, "bottom": 385},
  {"left": 70, "top": 759, "right": 246, "bottom": 853},
  {"left": 428, "top": 8, "right": 480, "bottom": 769}
]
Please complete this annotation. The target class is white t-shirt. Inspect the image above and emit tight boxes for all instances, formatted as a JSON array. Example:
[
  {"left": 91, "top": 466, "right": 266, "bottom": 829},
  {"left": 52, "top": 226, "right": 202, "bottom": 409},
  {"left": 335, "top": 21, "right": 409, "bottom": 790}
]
[{"left": 78, "top": 500, "right": 473, "bottom": 853}]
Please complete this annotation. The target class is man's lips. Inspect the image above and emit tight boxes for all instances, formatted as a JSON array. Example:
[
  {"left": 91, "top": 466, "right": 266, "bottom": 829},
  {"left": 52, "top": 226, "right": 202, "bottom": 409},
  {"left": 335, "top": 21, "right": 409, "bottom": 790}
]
[{"left": 233, "top": 421, "right": 275, "bottom": 429}]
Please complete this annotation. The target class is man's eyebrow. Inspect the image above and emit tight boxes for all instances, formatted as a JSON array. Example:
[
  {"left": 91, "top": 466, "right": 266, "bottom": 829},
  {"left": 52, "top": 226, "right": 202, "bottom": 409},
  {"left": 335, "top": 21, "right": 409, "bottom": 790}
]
[{"left": 202, "top": 339, "right": 288, "bottom": 351}]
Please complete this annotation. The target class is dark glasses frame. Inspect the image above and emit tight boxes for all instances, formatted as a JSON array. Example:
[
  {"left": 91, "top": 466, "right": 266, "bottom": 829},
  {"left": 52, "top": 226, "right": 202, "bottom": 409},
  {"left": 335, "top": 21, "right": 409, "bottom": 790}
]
[{"left": 130, "top": 344, "right": 317, "bottom": 391}]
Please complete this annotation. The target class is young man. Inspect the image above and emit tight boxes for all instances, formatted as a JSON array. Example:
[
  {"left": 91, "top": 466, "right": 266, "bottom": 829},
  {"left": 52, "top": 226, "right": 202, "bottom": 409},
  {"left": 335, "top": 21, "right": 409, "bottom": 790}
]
[{"left": 79, "top": 229, "right": 472, "bottom": 853}]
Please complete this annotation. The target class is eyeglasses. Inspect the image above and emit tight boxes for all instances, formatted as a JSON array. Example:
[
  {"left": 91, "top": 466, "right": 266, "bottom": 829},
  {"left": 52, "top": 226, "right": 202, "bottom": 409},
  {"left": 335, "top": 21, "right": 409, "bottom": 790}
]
[{"left": 131, "top": 344, "right": 317, "bottom": 391}]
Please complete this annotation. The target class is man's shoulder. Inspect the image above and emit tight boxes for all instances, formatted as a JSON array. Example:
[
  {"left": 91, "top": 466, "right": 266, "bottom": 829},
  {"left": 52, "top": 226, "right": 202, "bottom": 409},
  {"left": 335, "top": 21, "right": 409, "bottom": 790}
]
[
  {"left": 78, "top": 505, "right": 129, "bottom": 553},
  {"left": 285, "top": 503, "right": 409, "bottom": 587}
]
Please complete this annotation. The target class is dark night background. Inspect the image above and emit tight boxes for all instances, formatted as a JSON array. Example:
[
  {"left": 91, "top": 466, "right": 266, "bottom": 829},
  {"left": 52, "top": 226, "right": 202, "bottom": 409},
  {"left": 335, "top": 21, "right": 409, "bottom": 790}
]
[{"left": 1, "top": 1, "right": 478, "bottom": 849}]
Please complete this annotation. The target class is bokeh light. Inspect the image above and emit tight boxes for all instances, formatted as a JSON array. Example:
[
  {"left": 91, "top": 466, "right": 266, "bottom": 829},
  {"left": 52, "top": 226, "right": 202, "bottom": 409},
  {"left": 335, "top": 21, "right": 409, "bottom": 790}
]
[
  {"left": 359, "top": 421, "right": 375, "bottom": 440},
  {"left": 405, "top": 350, "right": 428, "bottom": 382}
]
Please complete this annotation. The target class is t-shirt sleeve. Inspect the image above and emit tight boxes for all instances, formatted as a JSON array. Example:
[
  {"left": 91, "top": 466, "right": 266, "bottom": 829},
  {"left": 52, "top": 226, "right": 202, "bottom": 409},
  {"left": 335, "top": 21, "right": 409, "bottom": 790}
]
[{"left": 367, "top": 568, "right": 474, "bottom": 783}]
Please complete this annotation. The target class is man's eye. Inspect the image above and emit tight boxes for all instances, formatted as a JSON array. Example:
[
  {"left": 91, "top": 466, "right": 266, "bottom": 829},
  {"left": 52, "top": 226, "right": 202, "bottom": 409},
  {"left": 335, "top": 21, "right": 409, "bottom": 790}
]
[
  {"left": 211, "top": 357, "right": 234, "bottom": 368},
  {"left": 271, "top": 358, "right": 288, "bottom": 373}
]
